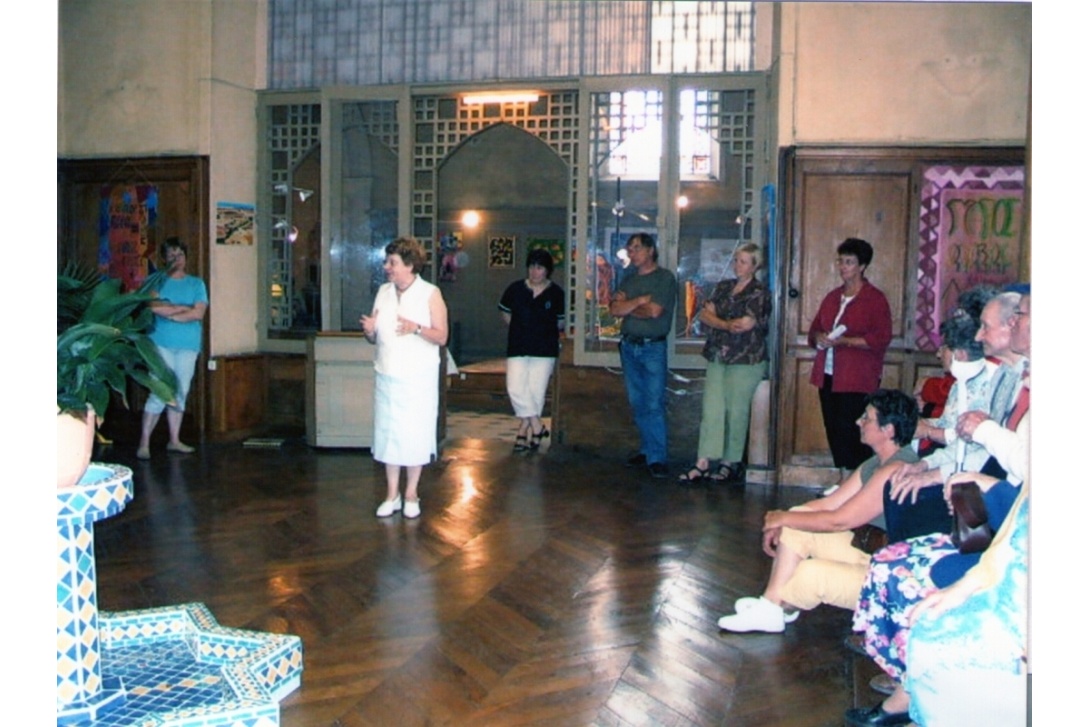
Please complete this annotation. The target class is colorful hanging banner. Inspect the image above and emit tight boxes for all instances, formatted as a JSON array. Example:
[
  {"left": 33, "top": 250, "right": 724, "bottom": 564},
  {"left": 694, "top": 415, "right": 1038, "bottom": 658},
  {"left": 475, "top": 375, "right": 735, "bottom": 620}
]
[{"left": 99, "top": 184, "right": 158, "bottom": 291}]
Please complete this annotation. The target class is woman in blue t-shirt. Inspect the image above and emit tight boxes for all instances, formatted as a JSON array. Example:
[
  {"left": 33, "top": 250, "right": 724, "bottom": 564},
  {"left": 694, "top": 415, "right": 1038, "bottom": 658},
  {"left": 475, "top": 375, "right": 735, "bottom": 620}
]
[
  {"left": 498, "top": 248, "right": 565, "bottom": 451},
  {"left": 137, "top": 238, "right": 209, "bottom": 459}
]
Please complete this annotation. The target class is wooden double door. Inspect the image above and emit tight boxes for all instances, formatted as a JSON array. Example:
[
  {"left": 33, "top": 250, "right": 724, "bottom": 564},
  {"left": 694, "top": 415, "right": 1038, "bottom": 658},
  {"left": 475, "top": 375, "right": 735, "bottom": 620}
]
[{"left": 774, "top": 147, "right": 1026, "bottom": 487}]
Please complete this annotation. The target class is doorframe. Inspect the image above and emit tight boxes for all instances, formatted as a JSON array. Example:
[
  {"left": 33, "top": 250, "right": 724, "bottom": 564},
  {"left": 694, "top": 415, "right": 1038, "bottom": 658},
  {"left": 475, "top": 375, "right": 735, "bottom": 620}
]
[{"left": 58, "top": 156, "right": 212, "bottom": 442}]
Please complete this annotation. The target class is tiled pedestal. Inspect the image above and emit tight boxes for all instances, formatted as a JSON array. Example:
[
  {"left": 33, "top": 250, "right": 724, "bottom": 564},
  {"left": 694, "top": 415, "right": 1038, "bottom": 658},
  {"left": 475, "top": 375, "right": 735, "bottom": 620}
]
[{"left": 56, "top": 464, "right": 303, "bottom": 726}]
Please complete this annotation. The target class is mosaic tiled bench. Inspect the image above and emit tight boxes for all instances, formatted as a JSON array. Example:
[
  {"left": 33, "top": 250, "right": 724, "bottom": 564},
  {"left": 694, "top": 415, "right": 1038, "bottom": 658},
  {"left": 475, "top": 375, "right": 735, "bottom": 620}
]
[{"left": 57, "top": 463, "right": 303, "bottom": 726}]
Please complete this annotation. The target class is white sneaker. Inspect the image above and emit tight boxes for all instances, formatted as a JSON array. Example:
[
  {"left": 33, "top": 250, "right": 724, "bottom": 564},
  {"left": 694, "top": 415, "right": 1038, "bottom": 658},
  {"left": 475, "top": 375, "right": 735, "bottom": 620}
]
[
  {"left": 717, "top": 596, "right": 786, "bottom": 633},
  {"left": 403, "top": 499, "right": 421, "bottom": 519},
  {"left": 735, "top": 596, "right": 800, "bottom": 623},
  {"left": 375, "top": 496, "right": 402, "bottom": 518}
]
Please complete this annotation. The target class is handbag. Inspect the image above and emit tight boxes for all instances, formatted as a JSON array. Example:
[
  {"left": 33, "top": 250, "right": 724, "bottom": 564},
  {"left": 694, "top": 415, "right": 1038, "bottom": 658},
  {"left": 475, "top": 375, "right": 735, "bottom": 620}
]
[
  {"left": 949, "top": 481, "right": 994, "bottom": 554},
  {"left": 850, "top": 524, "right": 888, "bottom": 555}
]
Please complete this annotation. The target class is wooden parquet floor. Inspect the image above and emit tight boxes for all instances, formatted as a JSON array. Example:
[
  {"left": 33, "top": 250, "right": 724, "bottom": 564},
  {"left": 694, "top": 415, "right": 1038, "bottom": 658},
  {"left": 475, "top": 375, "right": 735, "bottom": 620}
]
[{"left": 93, "top": 436, "right": 868, "bottom": 727}]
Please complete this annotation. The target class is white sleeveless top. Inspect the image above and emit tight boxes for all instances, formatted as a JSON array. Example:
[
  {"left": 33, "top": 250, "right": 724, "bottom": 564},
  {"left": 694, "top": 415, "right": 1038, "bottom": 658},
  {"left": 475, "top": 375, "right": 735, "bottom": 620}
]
[{"left": 371, "top": 276, "right": 440, "bottom": 380}]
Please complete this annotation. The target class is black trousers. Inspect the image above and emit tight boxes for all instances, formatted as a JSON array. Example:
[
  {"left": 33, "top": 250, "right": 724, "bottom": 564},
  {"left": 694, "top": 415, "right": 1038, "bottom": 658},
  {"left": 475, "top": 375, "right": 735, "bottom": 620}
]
[{"left": 818, "top": 375, "right": 872, "bottom": 470}]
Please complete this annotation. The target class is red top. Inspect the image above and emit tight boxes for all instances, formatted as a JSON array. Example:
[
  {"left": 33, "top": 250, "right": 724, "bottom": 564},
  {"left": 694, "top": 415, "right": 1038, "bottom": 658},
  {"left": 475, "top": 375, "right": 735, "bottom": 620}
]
[
  {"left": 808, "top": 280, "right": 892, "bottom": 393},
  {"left": 920, "top": 373, "right": 956, "bottom": 417}
]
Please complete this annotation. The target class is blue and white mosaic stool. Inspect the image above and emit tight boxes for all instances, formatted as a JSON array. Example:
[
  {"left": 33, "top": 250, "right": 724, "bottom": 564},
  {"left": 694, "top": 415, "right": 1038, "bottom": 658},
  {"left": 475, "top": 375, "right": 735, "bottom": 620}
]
[{"left": 56, "top": 463, "right": 303, "bottom": 726}]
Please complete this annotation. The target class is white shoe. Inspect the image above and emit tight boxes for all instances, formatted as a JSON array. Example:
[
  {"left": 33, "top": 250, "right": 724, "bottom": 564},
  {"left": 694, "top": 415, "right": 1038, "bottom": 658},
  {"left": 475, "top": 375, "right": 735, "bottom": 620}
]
[
  {"left": 403, "top": 499, "right": 421, "bottom": 519},
  {"left": 136, "top": 446, "right": 151, "bottom": 460},
  {"left": 717, "top": 596, "right": 786, "bottom": 633},
  {"left": 167, "top": 441, "right": 196, "bottom": 453},
  {"left": 735, "top": 596, "right": 800, "bottom": 623},
  {"left": 375, "top": 496, "right": 402, "bottom": 518}
]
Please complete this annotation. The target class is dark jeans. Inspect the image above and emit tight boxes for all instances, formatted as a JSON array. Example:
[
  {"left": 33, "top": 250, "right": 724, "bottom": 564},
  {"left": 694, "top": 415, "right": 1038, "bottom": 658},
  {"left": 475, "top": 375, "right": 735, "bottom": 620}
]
[
  {"left": 818, "top": 375, "right": 872, "bottom": 470},
  {"left": 620, "top": 339, "right": 668, "bottom": 465}
]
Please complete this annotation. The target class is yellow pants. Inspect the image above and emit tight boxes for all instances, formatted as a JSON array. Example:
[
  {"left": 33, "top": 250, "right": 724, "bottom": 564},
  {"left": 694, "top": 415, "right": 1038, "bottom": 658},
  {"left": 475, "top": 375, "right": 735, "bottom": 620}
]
[{"left": 777, "top": 527, "right": 871, "bottom": 611}]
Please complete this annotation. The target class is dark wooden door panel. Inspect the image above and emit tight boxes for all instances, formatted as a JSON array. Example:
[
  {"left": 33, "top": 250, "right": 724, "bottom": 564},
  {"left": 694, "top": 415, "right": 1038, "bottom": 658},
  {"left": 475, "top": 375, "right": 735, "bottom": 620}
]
[{"left": 58, "top": 157, "right": 210, "bottom": 443}]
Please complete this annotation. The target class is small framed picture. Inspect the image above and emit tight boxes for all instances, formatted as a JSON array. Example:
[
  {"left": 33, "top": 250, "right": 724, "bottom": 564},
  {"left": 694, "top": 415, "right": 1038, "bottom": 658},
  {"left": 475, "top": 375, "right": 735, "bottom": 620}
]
[{"left": 488, "top": 235, "right": 516, "bottom": 268}]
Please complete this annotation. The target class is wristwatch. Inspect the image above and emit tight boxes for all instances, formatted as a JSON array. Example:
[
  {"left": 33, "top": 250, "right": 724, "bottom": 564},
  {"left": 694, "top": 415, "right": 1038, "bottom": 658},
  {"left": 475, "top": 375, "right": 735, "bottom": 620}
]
[{"left": 414, "top": 325, "right": 422, "bottom": 335}]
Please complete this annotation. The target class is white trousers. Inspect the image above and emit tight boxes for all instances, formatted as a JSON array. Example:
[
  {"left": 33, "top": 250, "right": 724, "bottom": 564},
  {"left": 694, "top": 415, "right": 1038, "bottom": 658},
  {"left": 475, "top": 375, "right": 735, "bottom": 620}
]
[
  {"left": 505, "top": 356, "right": 555, "bottom": 418},
  {"left": 144, "top": 346, "right": 199, "bottom": 414}
]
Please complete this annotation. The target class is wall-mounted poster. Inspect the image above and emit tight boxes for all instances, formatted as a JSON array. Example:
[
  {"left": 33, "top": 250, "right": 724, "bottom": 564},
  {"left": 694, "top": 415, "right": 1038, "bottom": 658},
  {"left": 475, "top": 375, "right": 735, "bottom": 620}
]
[
  {"left": 915, "top": 165, "right": 1025, "bottom": 350},
  {"left": 217, "top": 202, "right": 255, "bottom": 245},
  {"left": 99, "top": 184, "right": 158, "bottom": 292},
  {"left": 488, "top": 235, "right": 516, "bottom": 268}
]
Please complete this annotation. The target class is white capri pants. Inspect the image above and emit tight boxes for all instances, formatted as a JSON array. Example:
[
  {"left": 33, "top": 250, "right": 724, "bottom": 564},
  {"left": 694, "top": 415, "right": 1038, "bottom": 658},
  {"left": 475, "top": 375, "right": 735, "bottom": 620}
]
[
  {"left": 144, "top": 345, "right": 199, "bottom": 414},
  {"left": 506, "top": 356, "right": 556, "bottom": 418}
]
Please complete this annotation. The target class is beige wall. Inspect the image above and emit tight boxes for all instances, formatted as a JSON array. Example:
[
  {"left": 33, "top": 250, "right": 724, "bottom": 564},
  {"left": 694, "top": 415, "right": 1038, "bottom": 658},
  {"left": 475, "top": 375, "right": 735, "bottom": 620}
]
[
  {"left": 58, "top": 1, "right": 1029, "bottom": 359},
  {"left": 208, "top": 0, "right": 265, "bottom": 356},
  {"left": 58, "top": 0, "right": 265, "bottom": 357},
  {"left": 773, "top": 2, "right": 1030, "bottom": 146}
]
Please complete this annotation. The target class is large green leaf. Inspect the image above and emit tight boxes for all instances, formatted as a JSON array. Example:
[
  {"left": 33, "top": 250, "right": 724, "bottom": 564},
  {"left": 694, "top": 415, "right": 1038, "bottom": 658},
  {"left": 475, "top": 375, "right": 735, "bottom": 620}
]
[{"left": 57, "top": 271, "right": 176, "bottom": 415}]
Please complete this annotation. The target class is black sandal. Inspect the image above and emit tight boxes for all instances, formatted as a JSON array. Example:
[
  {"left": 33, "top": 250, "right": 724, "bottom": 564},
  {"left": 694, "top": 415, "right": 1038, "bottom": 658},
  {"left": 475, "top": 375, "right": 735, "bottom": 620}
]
[
  {"left": 529, "top": 427, "right": 550, "bottom": 450},
  {"left": 708, "top": 462, "right": 733, "bottom": 482},
  {"left": 710, "top": 462, "right": 743, "bottom": 484},
  {"left": 514, "top": 435, "right": 530, "bottom": 452},
  {"left": 678, "top": 464, "right": 710, "bottom": 485}
]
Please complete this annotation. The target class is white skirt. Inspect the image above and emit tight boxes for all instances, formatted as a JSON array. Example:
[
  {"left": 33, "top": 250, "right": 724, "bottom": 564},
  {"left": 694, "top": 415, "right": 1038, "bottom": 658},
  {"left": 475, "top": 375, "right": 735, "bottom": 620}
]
[{"left": 372, "top": 371, "right": 438, "bottom": 466}]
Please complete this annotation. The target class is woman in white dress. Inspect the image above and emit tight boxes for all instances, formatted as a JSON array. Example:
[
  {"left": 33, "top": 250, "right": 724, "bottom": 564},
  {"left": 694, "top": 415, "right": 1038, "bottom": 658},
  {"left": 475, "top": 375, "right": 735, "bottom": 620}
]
[{"left": 361, "top": 238, "right": 449, "bottom": 519}]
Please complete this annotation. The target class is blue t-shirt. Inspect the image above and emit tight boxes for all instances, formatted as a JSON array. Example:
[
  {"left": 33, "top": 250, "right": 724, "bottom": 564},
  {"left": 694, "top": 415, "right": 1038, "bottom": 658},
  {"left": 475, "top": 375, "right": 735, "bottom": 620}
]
[{"left": 150, "top": 275, "right": 208, "bottom": 351}]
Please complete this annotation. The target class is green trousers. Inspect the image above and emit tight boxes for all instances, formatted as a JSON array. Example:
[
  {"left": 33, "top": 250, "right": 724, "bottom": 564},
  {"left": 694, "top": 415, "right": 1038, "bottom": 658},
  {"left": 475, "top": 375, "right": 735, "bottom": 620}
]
[{"left": 696, "top": 360, "right": 767, "bottom": 463}]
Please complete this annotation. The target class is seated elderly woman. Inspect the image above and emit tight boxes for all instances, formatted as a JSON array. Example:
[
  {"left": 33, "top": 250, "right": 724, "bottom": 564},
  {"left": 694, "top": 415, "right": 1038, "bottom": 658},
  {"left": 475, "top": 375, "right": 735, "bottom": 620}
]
[
  {"left": 895, "top": 287, "right": 1000, "bottom": 490},
  {"left": 902, "top": 488, "right": 1028, "bottom": 727},
  {"left": 913, "top": 286, "right": 996, "bottom": 447},
  {"left": 846, "top": 471, "right": 1022, "bottom": 726}
]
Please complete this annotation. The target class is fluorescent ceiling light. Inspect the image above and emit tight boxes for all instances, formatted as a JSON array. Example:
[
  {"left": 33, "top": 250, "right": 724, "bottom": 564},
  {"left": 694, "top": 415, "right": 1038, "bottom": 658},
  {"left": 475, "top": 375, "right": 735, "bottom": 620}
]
[{"left": 461, "top": 91, "right": 541, "bottom": 105}]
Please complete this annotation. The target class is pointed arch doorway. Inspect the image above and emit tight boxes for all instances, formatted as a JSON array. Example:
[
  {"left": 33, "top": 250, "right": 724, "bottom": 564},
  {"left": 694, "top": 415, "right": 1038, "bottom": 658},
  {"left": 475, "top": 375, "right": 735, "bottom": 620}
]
[{"left": 436, "top": 123, "right": 569, "bottom": 438}]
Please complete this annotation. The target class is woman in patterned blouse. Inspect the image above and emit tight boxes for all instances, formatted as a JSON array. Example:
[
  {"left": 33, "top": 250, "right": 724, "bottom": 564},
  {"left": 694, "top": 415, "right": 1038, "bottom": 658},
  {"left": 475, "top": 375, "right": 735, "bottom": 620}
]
[{"left": 679, "top": 243, "right": 772, "bottom": 484}]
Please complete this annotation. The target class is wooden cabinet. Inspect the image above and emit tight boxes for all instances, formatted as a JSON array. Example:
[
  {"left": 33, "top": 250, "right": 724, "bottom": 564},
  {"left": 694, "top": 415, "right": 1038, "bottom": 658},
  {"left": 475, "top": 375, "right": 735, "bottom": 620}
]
[{"left": 306, "top": 333, "right": 375, "bottom": 448}]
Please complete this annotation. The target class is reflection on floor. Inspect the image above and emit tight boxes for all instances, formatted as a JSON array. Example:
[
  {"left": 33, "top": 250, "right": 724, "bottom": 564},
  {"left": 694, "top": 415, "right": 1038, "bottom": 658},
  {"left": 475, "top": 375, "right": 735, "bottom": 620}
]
[{"left": 445, "top": 410, "right": 550, "bottom": 449}]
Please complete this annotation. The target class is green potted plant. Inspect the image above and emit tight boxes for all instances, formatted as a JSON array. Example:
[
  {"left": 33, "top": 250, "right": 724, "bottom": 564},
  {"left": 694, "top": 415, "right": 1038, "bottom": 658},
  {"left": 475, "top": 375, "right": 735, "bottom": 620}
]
[{"left": 57, "top": 265, "right": 177, "bottom": 488}]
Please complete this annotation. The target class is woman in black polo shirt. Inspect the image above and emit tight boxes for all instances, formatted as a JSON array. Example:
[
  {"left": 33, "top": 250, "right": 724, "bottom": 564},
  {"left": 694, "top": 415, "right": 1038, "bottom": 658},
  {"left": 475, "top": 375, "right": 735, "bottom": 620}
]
[{"left": 499, "top": 248, "right": 565, "bottom": 451}]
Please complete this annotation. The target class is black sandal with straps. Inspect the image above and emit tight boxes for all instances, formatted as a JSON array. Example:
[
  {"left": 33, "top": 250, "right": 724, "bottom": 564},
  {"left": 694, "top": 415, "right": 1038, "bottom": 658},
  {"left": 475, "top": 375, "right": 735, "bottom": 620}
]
[
  {"left": 529, "top": 427, "right": 550, "bottom": 450},
  {"left": 678, "top": 463, "right": 710, "bottom": 486},
  {"left": 514, "top": 434, "right": 530, "bottom": 452}
]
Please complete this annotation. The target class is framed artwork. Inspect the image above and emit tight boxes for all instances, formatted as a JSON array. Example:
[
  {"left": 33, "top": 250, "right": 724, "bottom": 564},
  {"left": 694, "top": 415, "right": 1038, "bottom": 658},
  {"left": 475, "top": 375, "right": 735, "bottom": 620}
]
[
  {"left": 914, "top": 165, "right": 1025, "bottom": 350},
  {"left": 528, "top": 238, "right": 565, "bottom": 268},
  {"left": 216, "top": 202, "right": 255, "bottom": 245},
  {"left": 488, "top": 235, "right": 516, "bottom": 268}
]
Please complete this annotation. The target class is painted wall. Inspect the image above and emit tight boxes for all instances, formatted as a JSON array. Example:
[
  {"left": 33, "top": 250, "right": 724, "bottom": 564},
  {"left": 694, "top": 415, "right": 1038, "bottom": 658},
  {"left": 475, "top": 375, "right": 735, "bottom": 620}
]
[
  {"left": 58, "top": 0, "right": 265, "bottom": 357},
  {"left": 58, "top": 1, "right": 1029, "bottom": 362},
  {"left": 774, "top": 2, "right": 1030, "bottom": 146}
]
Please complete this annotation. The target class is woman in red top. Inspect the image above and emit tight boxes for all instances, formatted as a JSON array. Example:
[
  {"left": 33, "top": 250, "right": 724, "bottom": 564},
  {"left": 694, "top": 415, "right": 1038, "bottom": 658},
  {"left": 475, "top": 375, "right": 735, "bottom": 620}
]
[{"left": 808, "top": 238, "right": 893, "bottom": 473}]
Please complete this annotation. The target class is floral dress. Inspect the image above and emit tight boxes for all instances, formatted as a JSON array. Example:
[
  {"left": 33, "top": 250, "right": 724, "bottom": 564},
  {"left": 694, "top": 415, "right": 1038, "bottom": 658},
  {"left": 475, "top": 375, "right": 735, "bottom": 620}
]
[
  {"left": 850, "top": 534, "right": 959, "bottom": 679},
  {"left": 852, "top": 480, "right": 1021, "bottom": 680},
  {"left": 905, "top": 495, "right": 1028, "bottom": 726}
]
